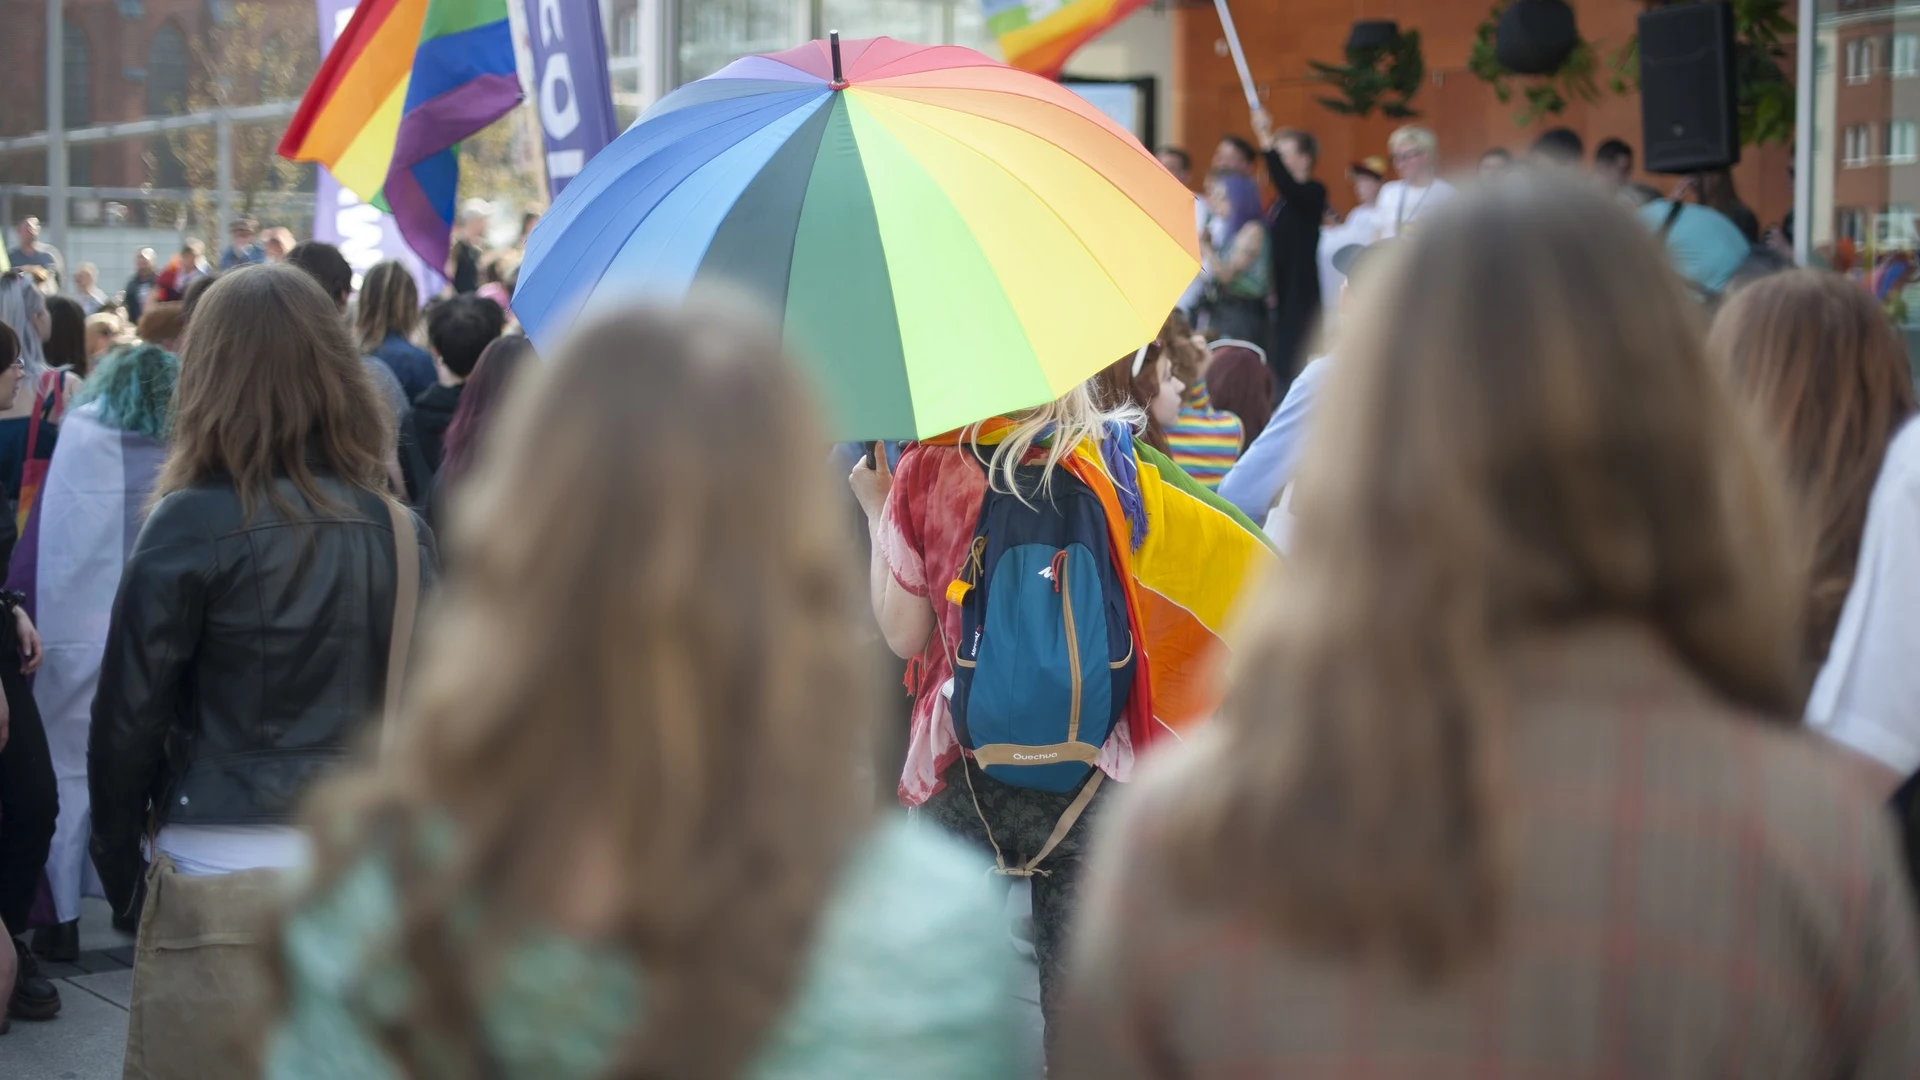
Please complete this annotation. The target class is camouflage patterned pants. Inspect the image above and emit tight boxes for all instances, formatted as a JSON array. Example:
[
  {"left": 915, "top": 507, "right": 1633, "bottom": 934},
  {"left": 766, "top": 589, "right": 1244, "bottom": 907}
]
[{"left": 916, "top": 758, "right": 1114, "bottom": 1054}]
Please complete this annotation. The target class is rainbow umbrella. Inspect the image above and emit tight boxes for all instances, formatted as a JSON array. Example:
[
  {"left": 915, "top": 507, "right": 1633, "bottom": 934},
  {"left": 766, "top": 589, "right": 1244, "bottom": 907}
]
[{"left": 512, "top": 35, "right": 1200, "bottom": 440}]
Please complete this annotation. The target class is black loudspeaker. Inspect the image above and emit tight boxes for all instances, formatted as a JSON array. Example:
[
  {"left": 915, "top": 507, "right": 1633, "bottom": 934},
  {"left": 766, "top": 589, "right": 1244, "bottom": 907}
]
[
  {"left": 1496, "top": 0, "right": 1579, "bottom": 76},
  {"left": 1639, "top": 0, "right": 1740, "bottom": 173}
]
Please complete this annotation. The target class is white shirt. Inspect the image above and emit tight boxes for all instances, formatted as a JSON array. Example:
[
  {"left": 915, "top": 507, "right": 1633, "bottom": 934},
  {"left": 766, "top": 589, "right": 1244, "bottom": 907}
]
[
  {"left": 1176, "top": 194, "right": 1210, "bottom": 315},
  {"left": 1316, "top": 206, "right": 1380, "bottom": 315},
  {"left": 153, "top": 824, "right": 309, "bottom": 877},
  {"left": 1374, "top": 178, "right": 1457, "bottom": 240},
  {"left": 1807, "top": 419, "right": 1920, "bottom": 776}
]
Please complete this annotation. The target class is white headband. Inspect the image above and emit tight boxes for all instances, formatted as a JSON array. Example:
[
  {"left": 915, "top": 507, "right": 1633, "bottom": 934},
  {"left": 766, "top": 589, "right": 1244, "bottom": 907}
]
[{"left": 1131, "top": 342, "right": 1152, "bottom": 378}]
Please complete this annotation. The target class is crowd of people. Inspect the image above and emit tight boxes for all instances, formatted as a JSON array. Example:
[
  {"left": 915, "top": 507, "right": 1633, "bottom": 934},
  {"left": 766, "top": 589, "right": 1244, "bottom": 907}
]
[
  {"left": 0, "top": 100, "right": 1913, "bottom": 1080},
  {"left": 1160, "top": 117, "right": 1788, "bottom": 398},
  {"left": 0, "top": 199, "right": 540, "bottom": 1046}
]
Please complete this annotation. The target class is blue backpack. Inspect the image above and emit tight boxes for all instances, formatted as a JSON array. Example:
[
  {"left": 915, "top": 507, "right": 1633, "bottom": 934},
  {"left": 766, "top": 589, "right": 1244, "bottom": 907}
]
[{"left": 942, "top": 457, "right": 1136, "bottom": 794}]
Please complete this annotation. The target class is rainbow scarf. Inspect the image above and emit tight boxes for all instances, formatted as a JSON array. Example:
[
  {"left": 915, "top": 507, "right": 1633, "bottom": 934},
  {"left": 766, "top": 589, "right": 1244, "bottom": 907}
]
[
  {"left": 278, "top": 0, "right": 521, "bottom": 268},
  {"left": 929, "top": 421, "right": 1276, "bottom": 749}
]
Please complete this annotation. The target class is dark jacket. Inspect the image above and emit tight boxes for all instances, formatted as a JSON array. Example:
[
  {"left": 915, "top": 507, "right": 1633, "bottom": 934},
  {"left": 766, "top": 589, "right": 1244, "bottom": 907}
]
[
  {"left": 412, "top": 383, "right": 463, "bottom": 473},
  {"left": 1262, "top": 149, "right": 1328, "bottom": 377},
  {"left": 122, "top": 271, "right": 157, "bottom": 324},
  {"left": 89, "top": 474, "right": 437, "bottom": 913},
  {"left": 371, "top": 334, "right": 437, "bottom": 403}
]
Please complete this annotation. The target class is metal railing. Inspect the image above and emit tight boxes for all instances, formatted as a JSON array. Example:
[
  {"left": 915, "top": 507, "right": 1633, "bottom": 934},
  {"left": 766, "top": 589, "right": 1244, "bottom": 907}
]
[{"left": 0, "top": 101, "right": 300, "bottom": 268}]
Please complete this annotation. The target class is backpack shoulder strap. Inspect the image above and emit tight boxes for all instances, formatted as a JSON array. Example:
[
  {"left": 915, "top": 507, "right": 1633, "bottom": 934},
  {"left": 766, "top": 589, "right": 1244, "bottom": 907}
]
[
  {"left": 1658, "top": 199, "right": 1687, "bottom": 240},
  {"left": 961, "top": 762, "right": 1103, "bottom": 878}
]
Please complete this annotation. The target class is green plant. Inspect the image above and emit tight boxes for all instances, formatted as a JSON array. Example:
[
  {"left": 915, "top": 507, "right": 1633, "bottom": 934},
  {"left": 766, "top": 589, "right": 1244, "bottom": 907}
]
[
  {"left": 1309, "top": 28, "right": 1425, "bottom": 119},
  {"left": 1610, "top": 0, "right": 1795, "bottom": 146},
  {"left": 1468, "top": 1, "right": 1604, "bottom": 124}
]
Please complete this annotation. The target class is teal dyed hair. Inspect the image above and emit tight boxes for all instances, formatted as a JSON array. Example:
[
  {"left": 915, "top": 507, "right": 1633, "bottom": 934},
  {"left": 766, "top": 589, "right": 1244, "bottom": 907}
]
[{"left": 73, "top": 343, "right": 179, "bottom": 440}]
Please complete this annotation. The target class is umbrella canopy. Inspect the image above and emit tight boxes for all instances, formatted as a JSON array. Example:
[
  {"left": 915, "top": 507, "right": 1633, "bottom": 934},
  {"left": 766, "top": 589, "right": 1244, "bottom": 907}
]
[{"left": 513, "top": 36, "right": 1200, "bottom": 440}]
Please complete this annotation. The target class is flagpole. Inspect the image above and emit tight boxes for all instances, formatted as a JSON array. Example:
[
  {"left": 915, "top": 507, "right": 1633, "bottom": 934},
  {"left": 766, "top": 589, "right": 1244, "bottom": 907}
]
[{"left": 1212, "top": 0, "right": 1261, "bottom": 113}]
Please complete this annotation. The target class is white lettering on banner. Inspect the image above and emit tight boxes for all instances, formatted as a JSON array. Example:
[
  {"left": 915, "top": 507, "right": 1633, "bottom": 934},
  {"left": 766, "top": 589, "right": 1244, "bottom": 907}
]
[
  {"left": 334, "top": 187, "right": 387, "bottom": 289},
  {"left": 546, "top": 150, "right": 585, "bottom": 182},
  {"left": 539, "top": 52, "right": 581, "bottom": 139},
  {"left": 534, "top": 0, "right": 581, "bottom": 171}
]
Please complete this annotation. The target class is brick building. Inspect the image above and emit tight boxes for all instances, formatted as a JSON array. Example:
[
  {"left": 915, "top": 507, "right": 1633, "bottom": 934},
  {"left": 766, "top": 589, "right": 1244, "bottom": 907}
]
[
  {"left": 1167, "top": 0, "right": 1795, "bottom": 225},
  {"left": 1815, "top": 0, "right": 1920, "bottom": 251},
  {"left": 0, "top": 0, "right": 312, "bottom": 190}
]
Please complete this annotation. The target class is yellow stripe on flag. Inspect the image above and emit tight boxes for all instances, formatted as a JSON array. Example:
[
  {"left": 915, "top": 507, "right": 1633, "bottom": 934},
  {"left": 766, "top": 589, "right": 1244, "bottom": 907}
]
[{"left": 329, "top": 79, "right": 410, "bottom": 203}]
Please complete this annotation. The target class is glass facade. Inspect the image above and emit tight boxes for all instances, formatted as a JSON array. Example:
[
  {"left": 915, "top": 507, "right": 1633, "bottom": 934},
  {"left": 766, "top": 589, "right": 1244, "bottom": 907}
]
[{"left": 1810, "top": 3, "right": 1920, "bottom": 296}]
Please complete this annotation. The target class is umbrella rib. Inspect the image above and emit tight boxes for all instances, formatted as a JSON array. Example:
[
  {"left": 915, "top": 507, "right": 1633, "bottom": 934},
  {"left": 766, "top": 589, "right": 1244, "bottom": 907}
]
[
  {"left": 853, "top": 92, "right": 1160, "bottom": 354},
  {"left": 531, "top": 92, "right": 828, "bottom": 325},
  {"left": 861, "top": 82, "right": 1190, "bottom": 254}
]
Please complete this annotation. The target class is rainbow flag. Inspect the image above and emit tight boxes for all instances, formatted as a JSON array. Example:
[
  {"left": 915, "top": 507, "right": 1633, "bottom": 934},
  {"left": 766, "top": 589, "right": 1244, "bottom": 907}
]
[
  {"left": 982, "top": 0, "right": 1151, "bottom": 78},
  {"left": 279, "top": 0, "right": 521, "bottom": 269}
]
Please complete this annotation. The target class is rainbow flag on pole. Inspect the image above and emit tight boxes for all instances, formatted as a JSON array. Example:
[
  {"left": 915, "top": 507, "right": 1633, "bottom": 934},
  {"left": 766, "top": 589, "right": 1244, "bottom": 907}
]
[
  {"left": 982, "top": 0, "right": 1151, "bottom": 78},
  {"left": 279, "top": 0, "right": 521, "bottom": 269}
]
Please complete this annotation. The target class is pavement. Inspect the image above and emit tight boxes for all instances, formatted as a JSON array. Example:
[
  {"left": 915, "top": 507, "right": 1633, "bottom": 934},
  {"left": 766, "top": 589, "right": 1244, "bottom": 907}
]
[
  {"left": 0, "top": 890, "right": 1044, "bottom": 1079},
  {"left": 0, "top": 898, "right": 134, "bottom": 1080}
]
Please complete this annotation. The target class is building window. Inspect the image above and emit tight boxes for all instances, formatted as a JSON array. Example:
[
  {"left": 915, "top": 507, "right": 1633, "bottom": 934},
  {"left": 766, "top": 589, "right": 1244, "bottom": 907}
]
[
  {"left": 1884, "top": 204, "right": 1918, "bottom": 246},
  {"left": 1891, "top": 120, "right": 1918, "bottom": 164},
  {"left": 1898, "top": 34, "right": 1920, "bottom": 77},
  {"left": 146, "top": 23, "right": 189, "bottom": 186},
  {"left": 1817, "top": 41, "right": 1832, "bottom": 73},
  {"left": 1848, "top": 38, "right": 1877, "bottom": 83},
  {"left": 64, "top": 20, "right": 91, "bottom": 185},
  {"left": 1839, "top": 208, "right": 1866, "bottom": 242},
  {"left": 614, "top": 8, "right": 637, "bottom": 56},
  {"left": 1845, "top": 124, "right": 1874, "bottom": 167}
]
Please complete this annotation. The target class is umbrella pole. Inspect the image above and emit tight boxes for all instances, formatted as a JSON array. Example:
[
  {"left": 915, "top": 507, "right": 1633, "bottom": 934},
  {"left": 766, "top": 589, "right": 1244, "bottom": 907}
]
[{"left": 830, "top": 31, "right": 847, "bottom": 89}]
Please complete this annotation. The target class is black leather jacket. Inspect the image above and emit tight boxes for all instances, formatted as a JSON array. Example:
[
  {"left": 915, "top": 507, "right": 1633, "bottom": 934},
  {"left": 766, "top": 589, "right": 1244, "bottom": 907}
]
[{"left": 89, "top": 474, "right": 436, "bottom": 912}]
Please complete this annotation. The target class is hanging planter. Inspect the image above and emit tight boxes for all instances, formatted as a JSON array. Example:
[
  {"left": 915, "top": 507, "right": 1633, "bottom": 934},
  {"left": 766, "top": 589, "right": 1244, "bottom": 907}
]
[
  {"left": 1309, "top": 23, "right": 1425, "bottom": 119},
  {"left": 1469, "top": 0, "right": 1603, "bottom": 125}
]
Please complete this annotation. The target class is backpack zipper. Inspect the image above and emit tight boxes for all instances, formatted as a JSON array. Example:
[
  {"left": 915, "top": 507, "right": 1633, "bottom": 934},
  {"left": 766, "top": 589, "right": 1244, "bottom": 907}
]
[{"left": 1058, "top": 551, "right": 1082, "bottom": 744}]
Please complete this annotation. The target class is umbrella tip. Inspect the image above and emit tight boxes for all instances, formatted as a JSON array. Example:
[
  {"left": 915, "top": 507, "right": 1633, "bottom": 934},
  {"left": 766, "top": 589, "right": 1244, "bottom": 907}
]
[{"left": 829, "top": 30, "right": 847, "bottom": 89}]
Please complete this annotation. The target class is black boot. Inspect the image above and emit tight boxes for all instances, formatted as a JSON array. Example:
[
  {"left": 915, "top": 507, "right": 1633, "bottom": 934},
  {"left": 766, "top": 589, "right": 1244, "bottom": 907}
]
[
  {"left": 30, "top": 919, "right": 78, "bottom": 963},
  {"left": 7, "top": 937, "right": 60, "bottom": 1021}
]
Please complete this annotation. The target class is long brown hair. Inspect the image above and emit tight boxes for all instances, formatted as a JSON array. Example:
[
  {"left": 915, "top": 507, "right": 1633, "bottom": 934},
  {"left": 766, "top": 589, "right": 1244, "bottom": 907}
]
[
  {"left": 1204, "top": 343, "right": 1274, "bottom": 448},
  {"left": 157, "top": 263, "right": 390, "bottom": 518},
  {"left": 286, "top": 302, "right": 874, "bottom": 1078},
  {"left": 1708, "top": 269, "right": 1917, "bottom": 666},
  {"left": 1094, "top": 337, "right": 1171, "bottom": 452},
  {"left": 1168, "top": 174, "right": 1801, "bottom": 981},
  {"left": 354, "top": 259, "right": 422, "bottom": 354}
]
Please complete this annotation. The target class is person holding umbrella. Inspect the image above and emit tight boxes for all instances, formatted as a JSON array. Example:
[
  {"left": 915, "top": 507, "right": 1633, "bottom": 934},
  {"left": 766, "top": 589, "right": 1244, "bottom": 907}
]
[{"left": 514, "top": 48, "right": 1274, "bottom": 1066}]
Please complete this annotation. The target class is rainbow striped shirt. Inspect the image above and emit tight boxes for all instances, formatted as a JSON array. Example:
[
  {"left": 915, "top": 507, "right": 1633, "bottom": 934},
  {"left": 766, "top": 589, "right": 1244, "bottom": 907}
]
[{"left": 1165, "top": 382, "right": 1245, "bottom": 490}]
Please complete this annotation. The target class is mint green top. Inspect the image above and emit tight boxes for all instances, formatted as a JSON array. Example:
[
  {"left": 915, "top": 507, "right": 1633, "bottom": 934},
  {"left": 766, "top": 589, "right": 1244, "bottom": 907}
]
[{"left": 265, "top": 817, "right": 1025, "bottom": 1079}]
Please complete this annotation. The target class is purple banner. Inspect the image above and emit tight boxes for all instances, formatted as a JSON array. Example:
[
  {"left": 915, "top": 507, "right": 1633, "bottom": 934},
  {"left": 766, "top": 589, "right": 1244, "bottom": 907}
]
[
  {"left": 311, "top": 0, "right": 446, "bottom": 298},
  {"left": 526, "top": 0, "right": 617, "bottom": 197}
]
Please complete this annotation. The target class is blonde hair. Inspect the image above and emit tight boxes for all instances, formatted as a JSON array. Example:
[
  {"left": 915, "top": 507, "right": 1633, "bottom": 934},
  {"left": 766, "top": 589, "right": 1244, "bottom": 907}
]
[
  {"left": 1166, "top": 173, "right": 1801, "bottom": 981},
  {"left": 1388, "top": 124, "right": 1437, "bottom": 157},
  {"left": 283, "top": 301, "right": 873, "bottom": 1078},
  {"left": 84, "top": 311, "right": 122, "bottom": 341},
  {"left": 1708, "top": 269, "right": 1918, "bottom": 666},
  {"left": 967, "top": 380, "right": 1140, "bottom": 499},
  {"left": 353, "top": 260, "right": 421, "bottom": 355}
]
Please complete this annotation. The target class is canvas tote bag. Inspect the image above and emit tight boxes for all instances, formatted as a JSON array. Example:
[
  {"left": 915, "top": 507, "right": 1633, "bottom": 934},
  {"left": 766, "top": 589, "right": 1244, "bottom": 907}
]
[{"left": 120, "top": 499, "right": 419, "bottom": 1080}]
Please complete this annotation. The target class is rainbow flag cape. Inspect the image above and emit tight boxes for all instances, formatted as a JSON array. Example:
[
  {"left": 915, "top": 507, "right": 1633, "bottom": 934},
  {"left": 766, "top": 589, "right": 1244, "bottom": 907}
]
[
  {"left": 278, "top": 0, "right": 521, "bottom": 269},
  {"left": 982, "top": 0, "right": 1151, "bottom": 78},
  {"left": 931, "top": 422, "right": 1276, "bottom": 751}
]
